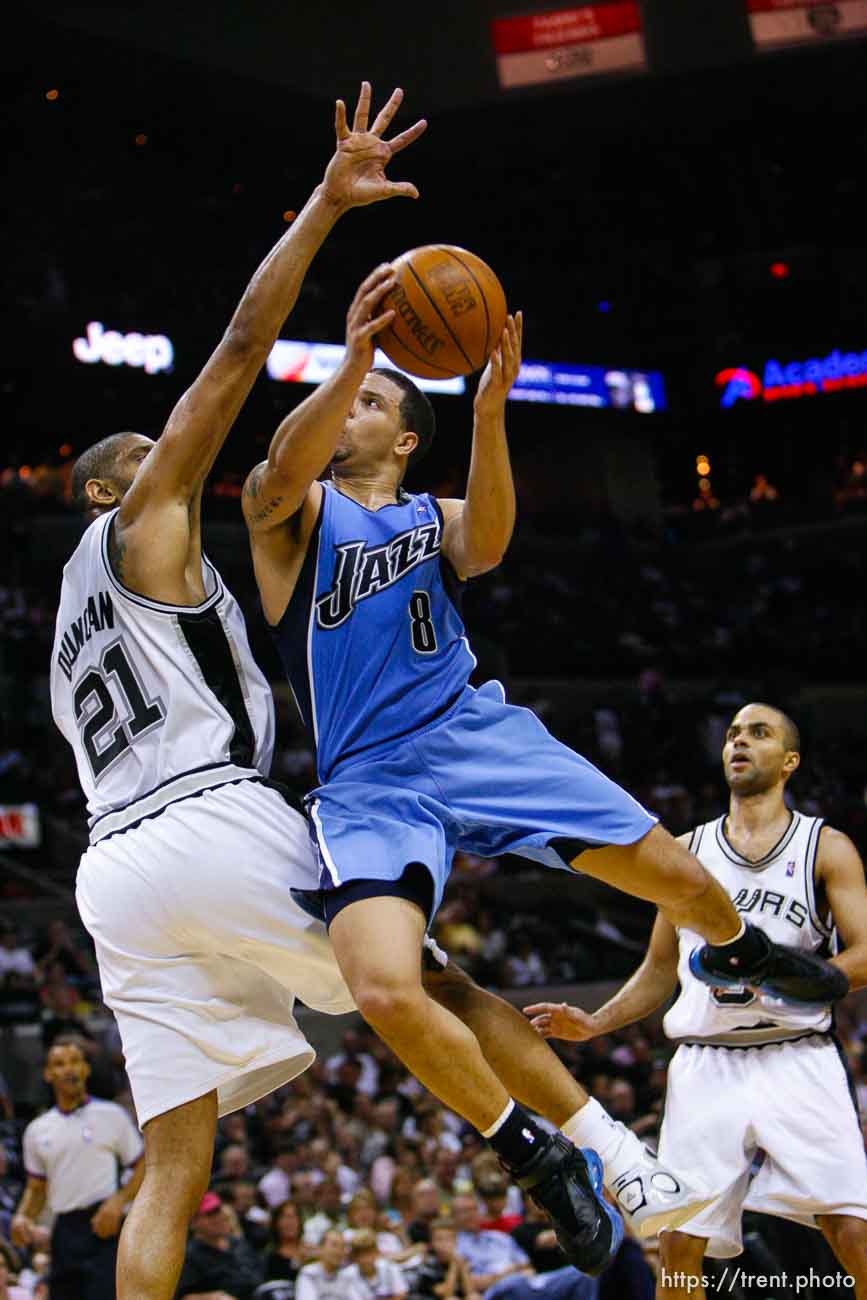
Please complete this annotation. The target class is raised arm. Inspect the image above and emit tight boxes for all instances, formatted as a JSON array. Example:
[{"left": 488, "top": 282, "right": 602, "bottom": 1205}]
[
  {"left": 112, "top": 83, "right": 425, "bottom": 598},
  {"left": 242, "top": 261, "right": 399, "bottom": 533},
  {"left": 818, "top": 826, "right": 867, "bottom": 991},
  {"left": 439, "top": 312, "right": 522, "bottom": 579},
  {"left": 524, "top": 910, "right": 681, "bottom": 1040}
]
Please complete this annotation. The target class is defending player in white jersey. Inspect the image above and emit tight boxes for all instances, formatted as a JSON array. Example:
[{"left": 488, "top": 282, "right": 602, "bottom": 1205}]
[
  {"left": 48, "top": 83, "right": 427, "bottom": 1300},
  {"left": 525, "top": 702, "right": 867, "bottom": 1298}
]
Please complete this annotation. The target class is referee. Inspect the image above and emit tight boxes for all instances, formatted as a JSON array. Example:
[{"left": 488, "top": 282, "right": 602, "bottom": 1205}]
[{"left": 11, "top": 1035, "right": 144, "bottom": 1299}]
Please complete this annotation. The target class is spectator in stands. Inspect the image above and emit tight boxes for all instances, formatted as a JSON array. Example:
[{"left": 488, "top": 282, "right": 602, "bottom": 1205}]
[
  {"left": 472, "top": 912, "right": 508, "bottom": 985},
  {"left": 406, "top": 1180, "right": 446, "bottom": 1246},
  {"left": 38, "top": 960, "right": 89, "bottom": 1035},
  {"left": 175, "top": 1191, "right": 264, "bottom": 1300},
  {"left": 340, "top": 1229, "right": 408, "bottom": 1300},
  {"left": 410, "top": 1218, "right": 478, "bottom": 1300},
  {"left": 32, "top": 921, "right": 92, "bottom": 986},
  {"left": 450, "top": 1195, "right": 533, "bottom": 1298},
  {"left": 327, "top": 1057, "right": 365, "bottom": 1114},
  {"left": 473, "top": 1171, "right": 521, "bottom": 1235},
  {"left": 325, "top": 1032, "right": 381, "bottom": 1098},
  {"left": 575, "top": 1035, "right": 617, "bottom": 1088},
  {"left": 606, "top": 1079, "right": 637, "bottom": 1125},
  {"left": 223, "top": 1180, "right": 271, "bottom": 1253},
  {"left": 303, "top": 1180, "right": 348, "bottom": 1248},
  {"left": 218, "top": 1143, "right": 256, "bottom": 1183},
  {"left": 295, "top": 1227, "right": 353, "bottom": 1300},
  {"left": 596, "top": 1229, "right": 655, "bottom": 1300},
  {"left": 345, "top": 1190, "right": 405, "bottom": 1257},
  {"left": 217, "top": 1111, "right": 252, "bottom": 1154},
  {"left": 0, "top": 1145, "right": 23, "bottom": 1242},
  {"left": 383, "top": 1169, "right": 415, "bottom": 1233},
  {"left": 13, "top": 1245, "right": 51, "bottom": 1298},
  {"left": 501, "top": 939, "right": 547, "bottom": 990},
  {"left": 258, "top": 1142, "right": 298, "bottom": 1210},
  {"left": 0, "top": 1247, "right": 30, "bottom": 1300},
  {"left": 433, "top": 902, "right": 482, "bottom": 967},
  {"left": 263, "top": 1199, "right": 307, "bottom": 1284},
  {"left": 429, "top": 1149, "right": 462, "bottom": 1202},
  {"left": 291, "top": 1171, "right": 321, "bottom": 1226},
  {"left": 0, "top": 926, "right": 34, "bottom": 986},
  {"left": 469, "top": 1154, "right": 522, "bottom": 1222},
  {"left": 360, "top": 1099, "right": 404, "bottom": 1170}
]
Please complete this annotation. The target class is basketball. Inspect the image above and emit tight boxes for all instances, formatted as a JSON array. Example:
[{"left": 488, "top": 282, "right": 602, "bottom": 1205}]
[{"left": 377, "top": 245, "right": 508, "bottom": 380}]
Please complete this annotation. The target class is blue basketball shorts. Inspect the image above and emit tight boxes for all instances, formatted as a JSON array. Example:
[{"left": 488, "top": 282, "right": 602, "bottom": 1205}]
[{"left": 305, "top": 681, "right": 657, "bottom": 922}]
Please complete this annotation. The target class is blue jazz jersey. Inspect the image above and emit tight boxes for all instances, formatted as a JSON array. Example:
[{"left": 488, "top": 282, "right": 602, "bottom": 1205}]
[{"left": 272, "top": 482, "right": 476, "bottom": 782}]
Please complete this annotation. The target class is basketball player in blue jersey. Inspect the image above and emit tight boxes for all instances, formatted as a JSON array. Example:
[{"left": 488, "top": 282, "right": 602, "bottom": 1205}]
[
  {"left": 242, "top": 273, "right": 843, "bottom": 1276},
  {"left": 526, "top": 703, "right": 867, "bottom": 1298}
]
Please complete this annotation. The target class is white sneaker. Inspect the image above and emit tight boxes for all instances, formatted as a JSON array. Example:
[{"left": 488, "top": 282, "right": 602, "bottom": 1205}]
[{"left": 608, "top": 1144, "right": 714, "bottom": 1239}]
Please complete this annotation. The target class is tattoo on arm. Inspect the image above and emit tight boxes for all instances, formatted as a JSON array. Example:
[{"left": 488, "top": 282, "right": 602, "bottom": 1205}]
[
  {"left": 108, "top": 520, "right": 127, "bottom": 582},
  {"left": 244, "top": 464, "right": 285, "bottom": 526},
  {"left": 245, "top": 465, "right": 265, "bottom": 500}
]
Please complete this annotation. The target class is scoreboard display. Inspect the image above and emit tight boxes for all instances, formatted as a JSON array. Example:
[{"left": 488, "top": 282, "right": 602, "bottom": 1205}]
[
  {"left": 747, "top": 0, "right": 867, "bottom": 47},
  {"left": 491, "top": 4, "right": 646, "bottom": 89}
]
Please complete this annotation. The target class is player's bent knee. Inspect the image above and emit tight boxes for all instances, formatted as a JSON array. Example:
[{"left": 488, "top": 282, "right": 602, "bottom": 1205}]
[
  {"left": 352, "top": 981, "right": 429, "bottom": 1034},
  {"left": 659, "top": 1230, "right": 707, "bottom": 1270}
]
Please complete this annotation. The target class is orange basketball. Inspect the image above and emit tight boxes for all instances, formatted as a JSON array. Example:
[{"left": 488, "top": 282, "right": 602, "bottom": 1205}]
[{"left": 377, "top": 245, "right": 507, "bottom": 380}]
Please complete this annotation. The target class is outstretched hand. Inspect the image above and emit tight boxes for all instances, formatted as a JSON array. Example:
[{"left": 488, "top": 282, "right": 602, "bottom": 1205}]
[
  {"left": 474, "top": 312, "right": 523, "bottom": 419},
  {"left": 523, "top": 1000, "right": 601, "bottom": 1041},
  {"left": 322, "top": 82, "right": 427, "bottom": 211}
]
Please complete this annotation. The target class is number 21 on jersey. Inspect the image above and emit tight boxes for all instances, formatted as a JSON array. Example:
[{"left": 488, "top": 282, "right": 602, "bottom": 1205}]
[{"left": 73, "top": 640, "right": 165, "bottom": 780}]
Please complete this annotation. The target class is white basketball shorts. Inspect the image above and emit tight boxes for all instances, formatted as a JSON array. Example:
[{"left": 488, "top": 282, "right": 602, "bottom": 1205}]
[
  {"left": 76, "top": 779, "right": 355, "bottom": 1127},
  {"left": 658, "top": 1035, "right": 867, "bottom": 1257}
]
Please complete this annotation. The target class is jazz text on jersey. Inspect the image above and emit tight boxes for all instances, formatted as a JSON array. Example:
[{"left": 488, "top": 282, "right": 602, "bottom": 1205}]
[{"left": 316, "top": 520, "right": 441, "bottom": 630}]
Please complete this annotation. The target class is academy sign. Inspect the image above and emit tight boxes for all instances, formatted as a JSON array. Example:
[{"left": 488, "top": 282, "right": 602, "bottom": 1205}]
[{"left": 716, "top": 346, "right": 867, "bottom": 406}]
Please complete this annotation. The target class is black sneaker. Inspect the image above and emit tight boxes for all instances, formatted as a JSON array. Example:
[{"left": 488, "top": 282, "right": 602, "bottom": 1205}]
[
  {"left": 690, "top": 924, "right": 849, "bottom": 1006},
  {"left": 511, "top": 1135, "right": 623, "bottom": 1277}
]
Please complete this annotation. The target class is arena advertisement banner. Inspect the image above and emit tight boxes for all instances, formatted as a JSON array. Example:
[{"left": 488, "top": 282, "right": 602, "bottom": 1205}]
[
  {"left": 716, "top": 345, "right": 867, "bottom": 406},
  {"left": 0, "top": 804, "right": 41, "bottom": 848},
  {"left": 72, "top": 321, "right": 174, "bottom": 375},
  {"left": 510, "top": 359, "right": 665, "bottom": 411},
  {"left": 491, "top": 4, "right": 646, "bottom": 90},
  {"left": 266, "top": 339, "right": 465, "bottom": 395},
  {"left": 747, "top": 0, "right": 867, "bottom": 49}
]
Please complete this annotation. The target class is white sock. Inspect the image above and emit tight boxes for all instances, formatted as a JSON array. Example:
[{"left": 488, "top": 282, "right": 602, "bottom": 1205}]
[
  {"left": 481, "top": 1099, "right": 515, "bottom": 1139},
  {"left": 561, "top": 1098, "right": 645, "bottom": 1188}
]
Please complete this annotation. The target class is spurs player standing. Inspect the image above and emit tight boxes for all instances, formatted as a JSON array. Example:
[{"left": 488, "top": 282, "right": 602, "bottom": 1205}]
[
  {"left": 49, "top": 83, "right": 427, "bottom": 1300},
  {"left": 526, "top": 703, "right": 867, "bottom": 1298}
]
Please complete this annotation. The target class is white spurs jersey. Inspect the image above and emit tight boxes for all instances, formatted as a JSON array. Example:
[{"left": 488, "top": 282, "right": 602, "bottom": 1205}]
[
  {"left": 664, "top": 812, "right": 836, "bottom": 1047},
  {"left": 50, "top": 510, "right": 275, "bottom": 843}
]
